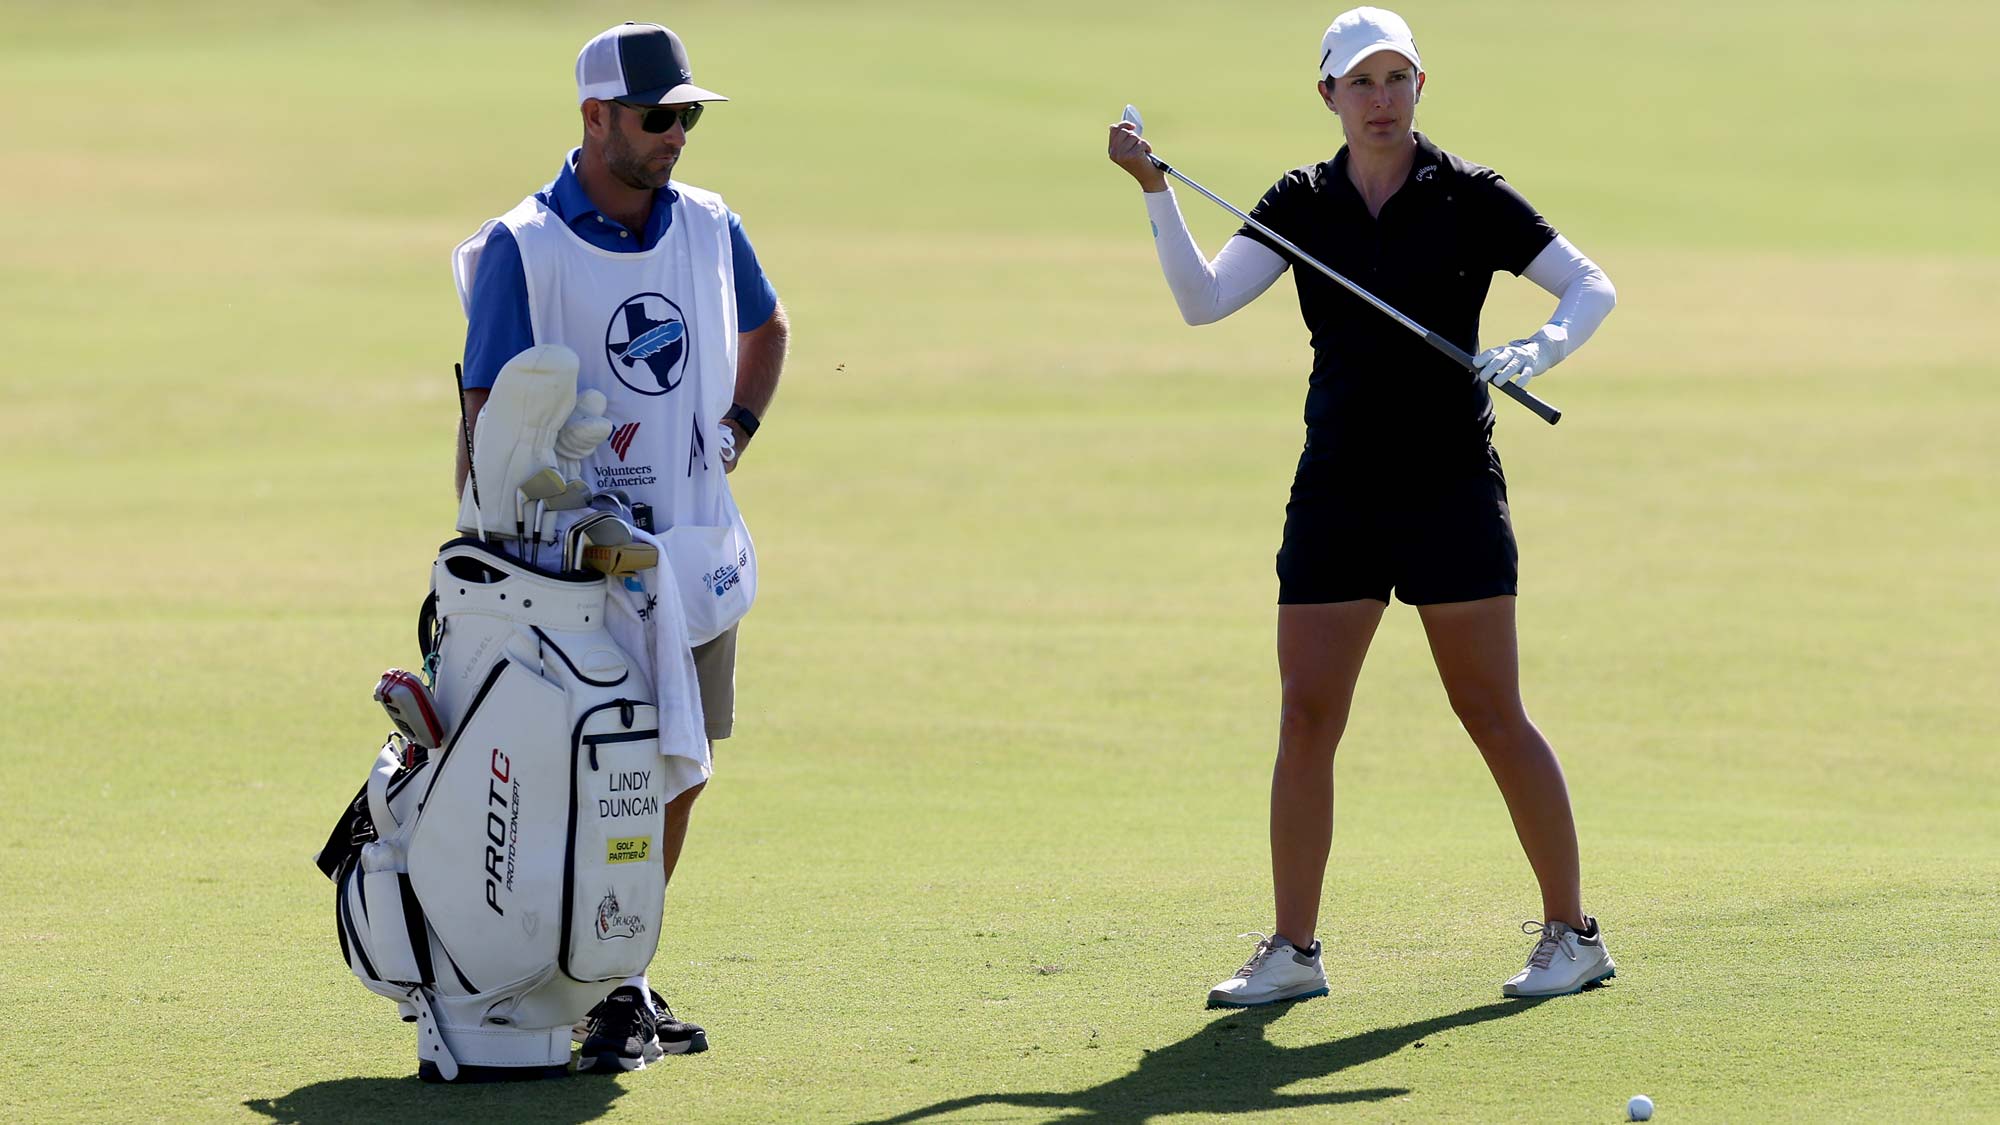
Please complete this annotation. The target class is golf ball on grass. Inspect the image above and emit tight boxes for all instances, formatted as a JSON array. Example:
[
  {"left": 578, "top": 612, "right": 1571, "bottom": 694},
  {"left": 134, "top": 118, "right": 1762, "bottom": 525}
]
[{"left": 1628, "top": 1094, "right": 1654, "bottom": 1120}]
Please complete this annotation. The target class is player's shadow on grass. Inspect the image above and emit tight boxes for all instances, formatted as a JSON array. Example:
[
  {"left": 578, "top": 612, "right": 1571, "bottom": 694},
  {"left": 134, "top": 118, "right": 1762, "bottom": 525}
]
[
  {"left": 244, "top": 1072, "right": 626, "bottom": 1125},
  {"left": 861, "top": 997, "right": 1546, "bottom": 1125}
]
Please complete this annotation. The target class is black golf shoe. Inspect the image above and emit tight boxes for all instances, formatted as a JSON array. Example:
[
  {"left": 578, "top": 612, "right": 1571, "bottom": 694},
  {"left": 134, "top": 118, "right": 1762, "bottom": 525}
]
[{"left": 574, "top": 986, "right": 707, "bottom": 1072}]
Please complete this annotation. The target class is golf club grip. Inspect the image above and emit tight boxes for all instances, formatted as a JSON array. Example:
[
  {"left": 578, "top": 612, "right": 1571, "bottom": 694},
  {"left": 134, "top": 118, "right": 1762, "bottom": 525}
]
[
  {"left": 453, "top": 363, "right": 482, "bottom": 503},
  {"left": 1423, "top": 332, "right": 1562, "bottom": 426},
  {"left": 1494, "top": 373, "right": 1559, "bottom": 424}
]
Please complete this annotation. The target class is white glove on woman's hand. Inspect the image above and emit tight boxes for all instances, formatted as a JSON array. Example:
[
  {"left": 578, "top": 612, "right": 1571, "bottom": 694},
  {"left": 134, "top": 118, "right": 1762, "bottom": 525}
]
[
  {"left": 554, "top": 389, "right": 612, "bottom": 461},
  {"left": 1474, "top": 325, "right": 1569, "bottom": 388}
]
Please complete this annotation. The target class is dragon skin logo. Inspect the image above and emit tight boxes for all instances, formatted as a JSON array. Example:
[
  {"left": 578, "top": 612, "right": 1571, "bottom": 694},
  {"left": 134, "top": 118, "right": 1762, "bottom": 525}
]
[
  {"left": 604, "top": 293, "right": 690, "bottom": 396},
  {"left": 595, "top": 889, "right": 647, "bottom": 941},
  {"left": 608, "top": 422, "right": 640, "bottom": 461}
]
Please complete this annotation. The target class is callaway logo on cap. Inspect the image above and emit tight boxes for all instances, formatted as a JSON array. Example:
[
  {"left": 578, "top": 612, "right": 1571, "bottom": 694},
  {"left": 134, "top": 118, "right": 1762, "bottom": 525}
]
[{"left": 575, "top": 21, "right": 729, "bottom": 105}]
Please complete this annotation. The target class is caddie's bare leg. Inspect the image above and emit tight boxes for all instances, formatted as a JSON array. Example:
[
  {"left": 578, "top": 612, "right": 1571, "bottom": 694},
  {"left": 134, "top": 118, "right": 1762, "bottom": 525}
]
[{"left": 660, "top": 780, "right": 705, "bottom": 887}]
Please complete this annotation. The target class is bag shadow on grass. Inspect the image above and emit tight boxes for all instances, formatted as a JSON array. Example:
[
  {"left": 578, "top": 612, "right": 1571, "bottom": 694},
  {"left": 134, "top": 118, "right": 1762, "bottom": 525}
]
[
  {"left": 860, "top": 997, "right": 1547, "bottom": 1125},
  {"left": 244, "top": 1070, "right": 627, "bottom": 1125}
]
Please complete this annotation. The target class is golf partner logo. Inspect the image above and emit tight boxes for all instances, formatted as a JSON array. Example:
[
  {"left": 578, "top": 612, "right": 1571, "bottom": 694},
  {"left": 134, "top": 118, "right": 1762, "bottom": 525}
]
[
  {"left": 595, "top": 889, "right": 647, "bottom": 940},
  {"left": 605, "top": 836, "right": 652, "bottom": 864},
  {"left": 605, "top": 293, "right": 690, "bottom": 396}
]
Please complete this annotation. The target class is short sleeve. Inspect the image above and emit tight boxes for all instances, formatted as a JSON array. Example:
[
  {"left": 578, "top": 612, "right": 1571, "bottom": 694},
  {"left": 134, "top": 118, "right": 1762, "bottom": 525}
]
[
  {"left": 728, "top": 212, "right": 779, "bottom": 332},
  {"left": 1470, "top": 171, "right": 1558, "bottom": 276},
  {"left": 461, "top": 225, "right": 534, "bottom": 391},
  {"left": 1237, "top": 170, "right": 1307, "bottom": 256}
]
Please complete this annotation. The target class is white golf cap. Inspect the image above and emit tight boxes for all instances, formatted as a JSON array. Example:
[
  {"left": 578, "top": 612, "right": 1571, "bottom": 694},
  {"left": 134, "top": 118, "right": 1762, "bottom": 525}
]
[
  {"left": 1319, "top": 7, "right": 1422, "bottom": 79},
  {"left": 575, "top": 22, "right": 729, "bottom": 106}
]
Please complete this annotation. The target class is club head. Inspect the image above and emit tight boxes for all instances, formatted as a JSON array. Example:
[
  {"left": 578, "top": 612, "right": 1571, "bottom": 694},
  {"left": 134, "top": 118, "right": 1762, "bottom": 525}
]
[
  {"left": 582, "top": 542, "right": 658, "bottom": 578},
  {"left": 518, "top": 467, "right": 564, "bottom": 503},
  {"left": 561, "top": 510, "right": 621, "bottom": 571},
  {"left": 587, "top": 492, "right": 631, "bottom": 520},
  {"left": 545, "top": 479, "right": 592, "bottom": 511},
  {"left": 1122, "top": 104, "right": 1144, "bottom": 135},
  {"left": 583, "top": 516, "right": 633, "bottom": 548}
]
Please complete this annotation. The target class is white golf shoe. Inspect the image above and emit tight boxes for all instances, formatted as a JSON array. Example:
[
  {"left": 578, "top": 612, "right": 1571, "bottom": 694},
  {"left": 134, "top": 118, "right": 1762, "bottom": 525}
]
[
  {"left": 1206, "top": 933, "right": 1329, "bottom": 1008},
  {"left": 1502, "top": 916, "right": 1616, "bottom": 998}
]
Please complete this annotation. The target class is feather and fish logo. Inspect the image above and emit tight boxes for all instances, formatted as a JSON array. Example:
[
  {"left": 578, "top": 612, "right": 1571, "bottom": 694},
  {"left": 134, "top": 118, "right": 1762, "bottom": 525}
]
[
  {"left": 625, "top": 320, "right": 683, "bottom": 360},
  {"left": 605, "top": 292, "right": 690, "bottom": 396}
]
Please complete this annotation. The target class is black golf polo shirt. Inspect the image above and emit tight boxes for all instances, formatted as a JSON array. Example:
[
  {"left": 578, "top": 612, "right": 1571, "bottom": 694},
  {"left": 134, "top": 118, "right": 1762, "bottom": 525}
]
[{"left": 1239, "top": 132, "right": 1555, "bottom": 462}]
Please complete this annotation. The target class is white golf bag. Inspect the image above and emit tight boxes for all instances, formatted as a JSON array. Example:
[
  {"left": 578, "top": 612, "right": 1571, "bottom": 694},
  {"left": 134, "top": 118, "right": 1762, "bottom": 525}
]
[{"left": 318, "top": 539, "right": 685, "bottom": 1081}]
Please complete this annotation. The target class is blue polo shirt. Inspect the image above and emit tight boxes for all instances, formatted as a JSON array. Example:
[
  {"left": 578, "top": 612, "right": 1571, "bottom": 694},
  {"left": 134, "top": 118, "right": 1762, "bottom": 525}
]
[{"left": 461, "top": 148, "right": 780, "bottom": 390}]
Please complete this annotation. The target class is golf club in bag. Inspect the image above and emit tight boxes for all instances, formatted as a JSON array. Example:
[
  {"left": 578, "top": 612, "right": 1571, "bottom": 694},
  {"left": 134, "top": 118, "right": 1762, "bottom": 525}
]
[
  {"left": 316, "top": 344, "right": 705, "bottom": 1082},
  {"left": 317, "top": 540, "right": 674, "bottom": 1081}
]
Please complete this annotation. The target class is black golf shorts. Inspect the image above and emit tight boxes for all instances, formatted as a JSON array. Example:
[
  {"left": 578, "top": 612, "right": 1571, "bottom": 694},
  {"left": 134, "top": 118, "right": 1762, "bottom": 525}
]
[{"left": 1276, "top": 443, "right": 1519, "bottom": 606}]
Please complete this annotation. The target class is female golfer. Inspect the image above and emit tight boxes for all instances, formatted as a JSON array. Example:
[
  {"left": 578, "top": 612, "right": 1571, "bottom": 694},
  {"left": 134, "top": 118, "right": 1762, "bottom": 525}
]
[{"left": 1107, "top": 6, "right": 1618, "bottom": 1004}]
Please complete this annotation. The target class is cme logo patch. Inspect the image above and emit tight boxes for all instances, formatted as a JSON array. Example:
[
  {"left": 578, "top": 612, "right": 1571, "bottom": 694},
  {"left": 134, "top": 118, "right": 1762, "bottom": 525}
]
[
  {"left": 605, "top": 292, "right": 690, "bottom": 396},
  {"left": 595, "top": 889, "right": 648, "bottom": 941},
  {"left": 606, "top": 836, "right": 652, "bottom": 865},
  {"left": 702, "top": 545, "right": 751, "bottom": 598},
  {"left": 609, "top": 421, "right": 641, "bottom": 461}
]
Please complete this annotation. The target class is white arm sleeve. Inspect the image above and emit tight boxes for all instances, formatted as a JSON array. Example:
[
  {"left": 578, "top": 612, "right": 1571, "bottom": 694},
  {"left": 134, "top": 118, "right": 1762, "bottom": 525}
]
[
  {"left": 1142, "top": 188, "right": 1288, "bottom": 325},
  {"left": 1521, "top": 234, "right": 1617, "bottom": 362}
]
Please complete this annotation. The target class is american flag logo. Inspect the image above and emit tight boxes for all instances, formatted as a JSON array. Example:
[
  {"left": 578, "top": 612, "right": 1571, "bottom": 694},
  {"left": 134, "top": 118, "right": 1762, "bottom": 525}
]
[{"left": 609, "top": 422, "right": 640, "bottom": 461}]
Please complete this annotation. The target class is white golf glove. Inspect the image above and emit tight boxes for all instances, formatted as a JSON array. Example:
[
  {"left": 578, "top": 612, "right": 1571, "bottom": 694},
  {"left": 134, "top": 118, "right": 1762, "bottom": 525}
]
[
  {"left": 554, "top": 389, "right": 613, "bottom": 461},
  {"left": 1474, "top": 325, "right": 1569, "bottom": 388}
]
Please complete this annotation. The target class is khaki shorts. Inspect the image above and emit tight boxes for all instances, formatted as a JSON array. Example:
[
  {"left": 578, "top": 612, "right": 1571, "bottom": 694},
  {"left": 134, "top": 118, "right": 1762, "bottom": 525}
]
[{"left": 691, "top": 625, "right": 737, "bottom": 741}]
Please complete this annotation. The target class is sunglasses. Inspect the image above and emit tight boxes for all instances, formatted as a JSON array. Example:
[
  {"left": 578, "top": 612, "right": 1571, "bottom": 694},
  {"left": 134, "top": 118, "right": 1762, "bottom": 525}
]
[{"left": 614, "top": 100, "right": 705, "bottom": 134}]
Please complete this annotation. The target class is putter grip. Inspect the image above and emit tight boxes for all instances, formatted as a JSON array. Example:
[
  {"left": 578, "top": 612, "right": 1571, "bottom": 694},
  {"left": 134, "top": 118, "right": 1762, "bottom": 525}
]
[{"left": 1424, "top": 331, "right": 1561, "bottom": 426}]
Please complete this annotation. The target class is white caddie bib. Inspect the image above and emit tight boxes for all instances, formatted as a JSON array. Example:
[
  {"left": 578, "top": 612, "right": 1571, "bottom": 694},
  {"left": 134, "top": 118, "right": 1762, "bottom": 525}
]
[{"left": 454, "top": 182, "right": 756, "bottom": 643}]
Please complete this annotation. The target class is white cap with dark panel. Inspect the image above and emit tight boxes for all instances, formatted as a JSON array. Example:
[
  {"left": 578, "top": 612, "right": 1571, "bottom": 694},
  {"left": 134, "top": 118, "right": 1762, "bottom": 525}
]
[
  {"left": 575, "top": 21, "right": 729, "bottom": 105},
  {"left": 1319, "top": 7, "right": 1422, "bottom": 79}
]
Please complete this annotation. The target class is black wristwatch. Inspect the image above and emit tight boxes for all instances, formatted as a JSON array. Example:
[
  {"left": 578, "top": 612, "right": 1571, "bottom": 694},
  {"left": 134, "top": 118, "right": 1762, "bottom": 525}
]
[{"left": 724, "top": 404, "right": 761, "bottom": 438}]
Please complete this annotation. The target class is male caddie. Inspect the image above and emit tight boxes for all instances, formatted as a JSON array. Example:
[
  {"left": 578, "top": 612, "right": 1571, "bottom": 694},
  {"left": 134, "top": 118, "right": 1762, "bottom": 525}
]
[{"left": 453, "top": 20, "right": 789, "bottom": 1072}]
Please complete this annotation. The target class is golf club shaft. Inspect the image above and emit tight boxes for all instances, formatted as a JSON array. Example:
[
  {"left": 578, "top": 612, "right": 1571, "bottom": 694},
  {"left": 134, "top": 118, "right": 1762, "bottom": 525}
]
[
  {"left": 453, "top": 362, "right": 486, "bottom": 539},
  {"left": 1146, "top": 154, "right": 1561, "bottom": 426}
]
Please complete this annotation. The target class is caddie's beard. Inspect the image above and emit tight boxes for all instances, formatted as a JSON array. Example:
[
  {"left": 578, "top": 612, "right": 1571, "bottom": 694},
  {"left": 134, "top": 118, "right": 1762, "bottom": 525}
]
[{"left": 606, "top": 125, "right": 676, "bottom": 191}]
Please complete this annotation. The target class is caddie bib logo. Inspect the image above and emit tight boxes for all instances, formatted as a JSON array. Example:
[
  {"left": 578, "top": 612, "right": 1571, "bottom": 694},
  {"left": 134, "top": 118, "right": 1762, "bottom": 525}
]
[
  {"left": 604, "top": 292, "right": 690, "bottom": 395},
  {"left": 608, "top": 421, "right": 641, "bottom": 460}
]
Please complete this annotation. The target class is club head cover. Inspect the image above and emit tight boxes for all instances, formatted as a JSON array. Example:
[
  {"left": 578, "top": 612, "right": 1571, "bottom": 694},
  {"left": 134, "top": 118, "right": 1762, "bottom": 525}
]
[
  {"left": 459, "top": 345, "right": 580, "bottom": 539},
  {"left": 374, "top": 668, "right": 444, "bottom": 749}
]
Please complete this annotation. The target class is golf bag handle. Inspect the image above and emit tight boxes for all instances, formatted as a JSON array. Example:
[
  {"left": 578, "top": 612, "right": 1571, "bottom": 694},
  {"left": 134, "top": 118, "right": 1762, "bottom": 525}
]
[{"left": 1148, "top": 154, "right": 1562, "bottom": 426}]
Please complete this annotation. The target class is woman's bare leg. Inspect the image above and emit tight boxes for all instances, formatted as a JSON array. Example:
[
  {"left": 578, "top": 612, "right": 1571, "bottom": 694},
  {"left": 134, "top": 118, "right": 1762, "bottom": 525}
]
[
  {"left": 1271, "top": 600, "right": 1385, "bottom": 947},
  {"left": 1417, "top": 596, "right": 1583, "bottom": 927}
]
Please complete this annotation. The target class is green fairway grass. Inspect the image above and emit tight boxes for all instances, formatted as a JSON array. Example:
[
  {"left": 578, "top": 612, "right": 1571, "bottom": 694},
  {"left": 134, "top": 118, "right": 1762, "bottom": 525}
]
[{"left": 2, "top": 1, "right": 1996, "bottom": 1121}]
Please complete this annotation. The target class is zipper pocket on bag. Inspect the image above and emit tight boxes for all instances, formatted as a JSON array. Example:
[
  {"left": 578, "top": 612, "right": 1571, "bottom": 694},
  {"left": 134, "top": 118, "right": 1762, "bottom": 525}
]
[
  {"left": 560, "top": 698, "right": 661, "bottom": 979},
  {"left": 584, "top": 729, "right": 656, "bottom": 771}
]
